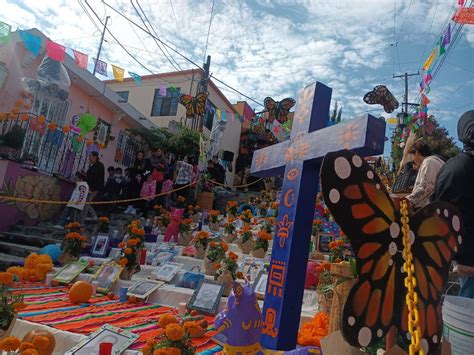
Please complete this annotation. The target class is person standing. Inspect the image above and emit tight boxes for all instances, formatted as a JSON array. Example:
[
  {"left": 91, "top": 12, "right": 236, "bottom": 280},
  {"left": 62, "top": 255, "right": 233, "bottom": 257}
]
[
  {"left": 83, "top": 152, "right": 105, "bottom": 220},
  {"left": 150, "top": 148, "right": 168, "bottom": 205},
  {"left": 404, "top": 140, "right": 444, "bottom": 210},
  {"left": 432, "top": 110, "right": 474, "bottom": 298},
  {"left": 174, "top": 156, "right": 194, "bottom": 200},
  {"left": 212, "top": 155, "right": 226, "bottom": 184},
  {"left": 54, "top": 171, "right": 89, "bottom": 228}
]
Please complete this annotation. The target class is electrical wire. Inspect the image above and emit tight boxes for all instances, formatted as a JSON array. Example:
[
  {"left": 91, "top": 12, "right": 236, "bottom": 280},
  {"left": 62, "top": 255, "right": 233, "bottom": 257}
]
[
  {"left": 395, "top": 0, "right": 414, "bottom": 44},
  {"left": 212, "top": 76, "right": 263, "bottom": 107},
  {"left": 169, "top": 0, "right": 181, "bottom": 35},
  {"left": 78, "top": 0, "right": 102, "bottom": 31},
  {"left": 203, "top": 0, "right": 215, "bottom": 63},
  {"left": 417, "top": 0, "right": 440, "bottom": 70}
]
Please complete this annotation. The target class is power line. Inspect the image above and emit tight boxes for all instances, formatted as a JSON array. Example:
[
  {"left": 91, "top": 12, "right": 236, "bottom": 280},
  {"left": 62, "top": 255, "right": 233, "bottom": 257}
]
[
  {"left": 169, "top": 0, "right": 181, "bottom": 34},
  {"left": 212, "top": 76, "right": 263, "bottom": 107},
  {"left": 203, "top": 0, "right": 215, "bottom": 63},
  {"left": 417, "top": 0, "right": 440, "bottom": 70},
  {"left": 395, "top": 0, "right": 414, "bottom": 43}
]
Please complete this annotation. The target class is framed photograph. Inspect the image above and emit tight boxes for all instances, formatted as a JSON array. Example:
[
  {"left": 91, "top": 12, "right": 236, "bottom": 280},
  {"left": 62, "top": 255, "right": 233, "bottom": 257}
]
[
  {"left": 314, "top": 233, "right": 335, "bottom": 253},
  {"left": 188, "top": 279, "right": 224, "bottom": 315},
  {"left": 91, "top": 234, "right": 110, "bottom": 257},
  {"left": 253, "top": 270, "right": 268, "bottom": 299},
  {"left": 151, "top": 251, "right": 174, "bottom": 267},
  {"left": 93, "top": 261, "right": 124, "bottom": 294},
  {"left": 65, "top": 324, "right": 138, "bottom": 355},
  {"left": 53, "top": 261, "right": 88, "bottom": 284},
  {"left": 154, "top": 262, "right": 183, "bottom": 282},
  {"left": 108, "top": 248, "right": 122, "bottom": 260},
  {"left": 127, "top": 280, "right": 164, "bottom": 299}
]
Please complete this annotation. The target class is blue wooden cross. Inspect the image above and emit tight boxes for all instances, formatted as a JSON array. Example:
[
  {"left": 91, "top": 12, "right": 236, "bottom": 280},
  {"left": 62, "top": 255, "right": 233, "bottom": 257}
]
[{"left": 250, "top": 82, "right": 386, "bottom": 350}]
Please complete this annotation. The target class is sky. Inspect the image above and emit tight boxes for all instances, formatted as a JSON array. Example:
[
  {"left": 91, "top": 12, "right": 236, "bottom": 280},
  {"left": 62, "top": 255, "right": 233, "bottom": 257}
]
[{"left": 1, "top": 0, "right": 473, "bottom": 156}]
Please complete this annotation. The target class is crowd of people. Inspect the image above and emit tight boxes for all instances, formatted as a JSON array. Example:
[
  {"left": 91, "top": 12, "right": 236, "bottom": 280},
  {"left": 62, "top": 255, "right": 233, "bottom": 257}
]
[{"left": 55, "top": 147, "right": 229, "bottom": 227}]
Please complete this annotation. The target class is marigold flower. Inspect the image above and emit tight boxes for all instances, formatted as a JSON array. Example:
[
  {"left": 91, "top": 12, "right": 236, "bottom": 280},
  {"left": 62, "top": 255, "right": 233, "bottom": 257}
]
[
  {"left": 124, "top": 248, "right": 133, "bottom": 255},
  {"left": 214, "top": 263, "right": 221, "bottom": 269},
  {"left": 153, "top": 348, "right": 181, "bottom": 355},
  {"left": 131, "top": 227, "right": 140, "bottom": 234},
  {"left": 32, "top": 335, "right": 50, "bottom": 350},
  {"left": 62, "top": 125, "right": 71, "bottom": 133},
  {"left": 0, "top": 272, "right": 14, "bottom": 285},
  {"left": 137, "top": 229, "right": 145, "bottom": 236},
  {"left": 209, "top": 242, "right": 216, "bottom": 248},
  {"left": 228, "top": 217, "right": 235, "bottom": 223},
  {"left": 228, "top": 252, "right": 238, "bottom": 260},
  {"left": 19, "top": 342, "right": 35, "bottom": 351},
  {"left": 0, "top": 336, "right": 21, "bottom": 351},
  {"left": 127, "top": 239, "right": 138, "bottom": 246},
  {"left": 20, "top": 349, "right": 39, "bottom": 355},
  {"left": 329, "top": 241, "right": 337, "bottom": 249},
  {"left": 221, "top": 242, "right": 228, "bottom": 251},
  {"left": 158, "top": 314, "right": 178, "bottom": 328},
  {"left": 236, "top": 271, "right": 244, "bottom": 279},
  {"left": 118, "top": 242, "right": 126, "bottom": 248},
  {"left": 99, "top": 216, "right": 109, "bottom": 222},
  {"left": 13, "top": 302, "right": 27, "bottom": 311},
  {"left": 183, "top": 321, "right": 204, "bottom": 337},
  {"left": 336, "top": 239, "right": 345, "bottom": 247},
  {"left": 165, "top": 323, "right": 184, "bottom": 341},
  {"left": 197, "top": 231, "right": 209, "bottom": 240},
  {"left": 118, "top": 258, "right": 128, "bottom": 266}
]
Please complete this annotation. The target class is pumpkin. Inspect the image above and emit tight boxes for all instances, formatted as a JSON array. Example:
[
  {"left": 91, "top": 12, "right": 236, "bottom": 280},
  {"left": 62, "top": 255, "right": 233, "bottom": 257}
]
[
  {"left": 22, "top": 329, "right": 56, "bottom": 355},
  {"left": 69, "top": 281, "right": 93, "bottom": 303}
]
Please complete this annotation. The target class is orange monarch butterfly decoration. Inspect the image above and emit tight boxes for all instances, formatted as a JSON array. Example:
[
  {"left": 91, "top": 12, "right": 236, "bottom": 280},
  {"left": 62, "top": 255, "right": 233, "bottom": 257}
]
[
  {"left": 263, "top": 96, "right": 295, "bottom": 124},
  {"left": 320, "top": 150, "right": 463, "bottom": 354},
  {"left": 178, "top": 92, "right": 208, "bottom": 118}
]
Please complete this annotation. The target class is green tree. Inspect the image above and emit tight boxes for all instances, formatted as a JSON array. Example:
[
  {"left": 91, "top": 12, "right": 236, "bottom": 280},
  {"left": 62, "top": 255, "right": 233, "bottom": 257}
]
[
  {"left": 168, "top": 125, "right": 201, "bottom": 158},
  {"left": 330, "top": 101, "right": 338, "bottom": 123},
  {"left": 336, "top": 107, "right": 342, "bottom": 123},
  {"left": 127, "top": 127, "right": 172, "bottom": 151}
]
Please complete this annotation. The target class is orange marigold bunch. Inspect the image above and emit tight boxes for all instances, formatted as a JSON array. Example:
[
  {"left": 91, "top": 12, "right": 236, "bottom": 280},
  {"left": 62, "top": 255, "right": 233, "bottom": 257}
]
[
  {"left": 297, "top": 312, "right": 330, "bottom": 347},
  {"left": 165, "top": 323, "right": 185, "bottom": 341},
  {"left": 158, "top": 314, "right": 179, "bottom": 328},
  {"left": 0, "top": 336, "right": 21, "bottom": 352}
]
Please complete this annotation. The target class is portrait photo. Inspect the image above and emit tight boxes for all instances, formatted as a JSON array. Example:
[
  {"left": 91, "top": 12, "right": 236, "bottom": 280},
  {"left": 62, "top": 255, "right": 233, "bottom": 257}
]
[
  {"left": 253, "top": 270, "right": 268, "bottom": 299},
  {"left": 154, "top": 262, "right": 183, "bottom": 282},
  {"left": 53, "top": 261, "right": 88, "bottom": 284},
  {"left": 92, "top": 234, "right": 110, "bottom": 257},
  {"left": 93, "top": 262, "right": 123, "bottom": 294},
  {"left": 315, "top": 233, "right": 335, "bottom": 253},
  {"left": 127, "top": 280, "right": 164, "bottom": 299},
  {"left": 188, "top": 279, "right": 224, "bottom": 315}
]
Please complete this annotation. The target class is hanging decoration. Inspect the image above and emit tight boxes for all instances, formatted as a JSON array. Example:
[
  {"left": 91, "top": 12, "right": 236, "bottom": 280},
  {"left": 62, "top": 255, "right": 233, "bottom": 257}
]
[
  {"left": 93, "top": 58, "right": 107, "bottom": 76},
  {"left": 453, "top": 7, "right": 474, "bottom": 24},
  {"left": 112, "top": 65, "right": 124, "bottom": 82},
  {"left": 72, "top": 49, "right": 88, "bottom": 69},
  {"left": 77, "top": 113, "right": 97, "bottom": 136},
  {"left": 363, "top": 85, "right": 399, "bottom": 113},
  {"left": 263, "top": 96, "right": 295, "bottom": 123},
  {"left": 178, "top": 92, "right": 208, "bottom": 118},
  {"left": 0, "top": 21, "right": 11, "bottom": 45},
  {"left": 422, "top": 48, "right": 436, "bottom": 71},
  {"left": 45, "top": 40, "right": 65, "bottom": 62},
  {"left": 159, "top": 85, "right": 167, "bottom": 96},
  {"left": 128, "top": 71, "right": 142, "bottom": 85},
  {"left": 18, "top": 30, "right": 41, "bottom": 56}
]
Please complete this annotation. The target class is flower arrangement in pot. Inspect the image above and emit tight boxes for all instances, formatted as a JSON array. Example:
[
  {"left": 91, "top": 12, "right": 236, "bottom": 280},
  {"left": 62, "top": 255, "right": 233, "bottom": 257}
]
[
  {"left": 204, "top": 241, "right": 228, "bottom": 276},
  {"left": 225, "top": 200, "right": 238, "bottom": 217},
  {"left": 258, "top": 202, "right": 268, "bottom": 217},
  {"left": 237, "top": 225, "right": 255, "bottom": 254},
  {"left": 0, "top": 272, "right": 26, "bottom": 337},
  {"left": 118, "top": 220, "right": 146, "bottom": 280},
  {"left": 222, "top": 217, "right": 237, "bottom": 243},
  {"left": 178, "top": 218, "right": 193, "bottom": 246},
  {"left": 251, "top": 230, "right": 272, "bottom": 258},
  {"left": 209, "top": 210, "right": 221, "bottom": 231},
  {"left": 97, "top": 216, "right": 109, "bottom": 234},
  {"left": 239, "top": 209, "right": 253, "bottom": 226},
  {"left": 262, "top": 217, "right": 275, "bottom": 234},
  {"left": 187, "top": 204, "right": 201, "bottom": 223},
  {"left": 59, "top": 224, "right": 87, "bottom": 265},
  {"left": 215, "top": 251, "right": 243, "bottom": 296},
  {"left": 193, "top": 231, "right": 209, "bottom": 259}
]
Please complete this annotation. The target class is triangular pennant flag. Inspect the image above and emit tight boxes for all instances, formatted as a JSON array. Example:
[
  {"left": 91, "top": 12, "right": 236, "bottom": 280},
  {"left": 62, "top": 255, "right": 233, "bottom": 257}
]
[
  {"left": 19, "top": 30, "right": 41, "bottom": 56},
  {"left": 424, "top": 70, "right": 433, "bottom": 85},
  {"left": 458, "top": 0, "right": 465, "bottom": 6},
  {"left": 112, "top": 64, "right": 125, "bottom": 82},
  {"left": 72, "top": 49, "right": 88, "bottom": 69},
  {"left": 453, "top": 7, "right": 474, "bottom": 24},
  {"left": 0, "top": 21, "right": 11, "bottom": 45},
  {"left": 422, "top": 48, "right": 436, "bottom": 71},
  {"left": 93, "top": 58, "right": 108, "bottom": 76},
  {"left": 443, "top": 23, "right": 451, "bottom": 46},
  {"left": 128, "top": 72, "right": 142, "bottom": 85},
  {"left": 386, "top": 118, "right": 398, "bottom": 124},
  {"left": 46, "top": 40, "right": 65, "bottom": 62},
  {"left": 216, "top": 108, "right": 222, "bottom": 121},
  {"left": 221, "top": 110, "right": 227, "bottom": 122},
  {"left": 421, "top": 94, "right": 430, "bottom": 107},
  {"left": 159, "top": 85, "right": 167, "bottom": 96},
  {"left": 438, "top": 36, "right": 446, "bottom": 56}
]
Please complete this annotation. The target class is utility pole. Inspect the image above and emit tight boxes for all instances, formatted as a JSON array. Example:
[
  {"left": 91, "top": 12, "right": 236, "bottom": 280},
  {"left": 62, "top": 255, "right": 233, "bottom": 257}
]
[
  {"left": 198, "top": 55, "right": 211, "bottom": 132},
  {"left": 93, "top": 16, "right": 110, "bottom": 76},
  {"left": 393, "top": 71, "right": 420, "bottom": 114}
]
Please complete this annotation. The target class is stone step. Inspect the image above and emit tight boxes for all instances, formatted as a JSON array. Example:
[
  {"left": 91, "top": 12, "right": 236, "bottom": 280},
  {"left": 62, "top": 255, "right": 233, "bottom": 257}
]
[
  {"left": 0, "top": 252, "right": 24, "bottom": 271},
  {"left": 0, "top": 231, "right": 62, "bottom": 248},
  {"left": 11, "top": 225, "right": 66, "bottom": 238},
  {"left": 0, "top": 241, "right": 40, "bottom": 258}
]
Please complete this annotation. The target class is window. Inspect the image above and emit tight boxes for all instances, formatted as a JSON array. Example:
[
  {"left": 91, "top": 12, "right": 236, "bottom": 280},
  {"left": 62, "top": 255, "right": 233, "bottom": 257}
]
[
  {"left": 117, "top": 91, "right": 129, "bottom": 102},
  {"left": 151, "top": 87, "right": 180, "bottom": 116},
  {"left": 114, "top": 131, "right": 144, "bottom": 167},
  {"left": 204, "top": 100, "right": 215, "bottom": 131}
]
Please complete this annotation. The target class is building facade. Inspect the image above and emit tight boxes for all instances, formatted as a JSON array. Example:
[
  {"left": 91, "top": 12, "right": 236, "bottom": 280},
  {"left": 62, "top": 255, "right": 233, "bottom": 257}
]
[{"left": 106, "top": 70, "right": 242, "bottom": 184}]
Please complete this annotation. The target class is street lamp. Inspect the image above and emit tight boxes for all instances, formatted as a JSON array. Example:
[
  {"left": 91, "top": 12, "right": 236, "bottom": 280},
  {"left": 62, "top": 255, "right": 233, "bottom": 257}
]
[{"left": 397, "top": 112, "right": 407, "bottom": 129}]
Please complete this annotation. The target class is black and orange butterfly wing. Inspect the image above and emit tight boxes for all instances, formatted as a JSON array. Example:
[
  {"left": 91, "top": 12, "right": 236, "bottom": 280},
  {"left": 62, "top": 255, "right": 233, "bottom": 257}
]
[
  {"left": 275, "top": 98, "right": 296, "bottom": 123},
  {"left": 321, "top": 150, "right": 404, "bottom": 348},
  {"left": 178, "top": 94, "right": 194, "bottom": 117},
  {"left": 194, "top": 92, "right": 208, "bottom": 116},
  {"left": 399, "top": 202, "right": 462, "bottom": 354},
  {"left": 264, "top": 97, "right": 277, "bottom": 121}
]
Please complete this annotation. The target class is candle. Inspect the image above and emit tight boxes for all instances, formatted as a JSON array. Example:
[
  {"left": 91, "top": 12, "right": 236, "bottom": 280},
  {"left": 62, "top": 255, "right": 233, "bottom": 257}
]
[
  {"left": 45, "top": 273, "right": 54, "bottom": 286},
  {"left": 178, "top": 302, "right": 187, "bottom": 316}
]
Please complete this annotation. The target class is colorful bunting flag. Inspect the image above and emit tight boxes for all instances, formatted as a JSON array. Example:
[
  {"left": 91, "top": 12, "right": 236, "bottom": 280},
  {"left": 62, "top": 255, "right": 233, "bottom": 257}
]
[
  {"left": 421, "top": 94, "right": 430, "bottom": 107},
  {"left": 19, "top": 30, "right": 41, "bottom": 56},
  {"left": 72, "top": 49, "right": 88, "bottom": 69},
  {"left": 443, "top": 23, "right": 451, "bottom": 46},
  {"left": 216, "top": 108, "right": 222, "bottom": 121},
  {"left": 422, "top": 48, "right": 436, "bottom": 71},
  {"left": 386, "top": 118, "right": 398, "bottom": 124},
  {"left": 221, "top": 110, "right": 227, "bottom": 122},
  {"left": 0, "top": 21, "right": 11, "bottom": 45},
  {"left": 458, "top": 0, "right": 465, "bottom": 6},
  {"left": 159, "top": 85, "right": 167, "bottom": 96},
  {"left": 112, "top": 64, "right": 125, "bottom": 82},
  {"left": 128, "top": 72, "right": 142, "bottom": 85},
  {"left": 93, "top": 58, "right": 108, "bottom": 76},
  {"left": 424, "top": 70, "right": 432, "bottom": 85},
  {"left": 453, "top": 7, "right": 474, "bottom": 24},
  {"left": 46, "top": 40, "right": 65, "bottom": 62},
  {"left": 438, "top": 36, "right": 446, "bottom": 56}
]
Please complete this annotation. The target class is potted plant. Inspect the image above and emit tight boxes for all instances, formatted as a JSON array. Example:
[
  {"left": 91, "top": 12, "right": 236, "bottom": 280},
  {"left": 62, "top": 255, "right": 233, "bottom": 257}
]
[
  {"left": 187, "top": 205, "right": 201, "bottom": 223},
  {"left": 178, "top": 218, "right": 193, "bottom": 246},
  {"left": 194, "top": 231, "right": 209, "bottom": 259},
  {"left": 239, "top": 209, "right": 253, "bottom": 226},
  {"left": 222, "top": 218, "right": 236, "bottom": 243},
  {"left": 97, "top": 216, "right": 109, "bottom": 234},
  {"left": 261, "top": 217, "right": 275, "bottom": 234},
  {"left": 237, "top": 226, "right": 255, "bottom": 254},
  {"left": 209, "top": 210, "right": 221, "bottom": 231},
  {"left": 196, "top": 174, "right": 214, "bottom": 211},
  {"left": 251, "top": 230, "right": 272, "bottom": 258},
  {"left": 0, "top": 272, "right": 26, "bottom": 339},
  {"left": 204, "top": 241, "right": 228, "bottom": 276},
  {"left": 225, "top": 201, "right": 238, "bottom": 217},
  {"left": 118, "top": 220, "right": 146, "bottom": 280},
  {"left": 215, "top": 252, "right": 241, "bottom": 296},
  {"left": 258, "top": 202, "right": 268, "bottom": 217},
  {"left": 59, "top": 223, "right": 87, "bottom": 265},
  {"left": 315, "top": 262, "right": 333, "bottom": 313}
]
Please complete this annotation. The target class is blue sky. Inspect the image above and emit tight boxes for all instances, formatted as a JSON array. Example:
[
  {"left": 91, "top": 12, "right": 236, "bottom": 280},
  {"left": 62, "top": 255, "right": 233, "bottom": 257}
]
[{"left": 1, "top": 0, "right": 473, "bottom": 156}]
